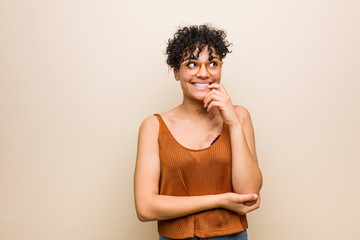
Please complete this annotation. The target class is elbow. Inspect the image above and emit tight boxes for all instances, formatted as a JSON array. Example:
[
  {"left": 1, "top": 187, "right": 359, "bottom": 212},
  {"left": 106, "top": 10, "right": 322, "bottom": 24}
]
[
  {"left": 253, "top": 169, "right": 264, "bottom": 193},
  {"left": 253, "top": 171, "right": 263, "bottom": 193},
  {"left": 135, "top": 193, "right": 160, "bottom": 222},
  {"left": 137, "top": 212, "right": 151, "bottom": 222},
  {"left": 135, "top": 204, "right": 157, "bottom": 222},
  {"left": 257, "top": 170, "right": 263, "bottom": 192},
  {"left": 136, "top": 207, "right": 156, "bottom": 222}
]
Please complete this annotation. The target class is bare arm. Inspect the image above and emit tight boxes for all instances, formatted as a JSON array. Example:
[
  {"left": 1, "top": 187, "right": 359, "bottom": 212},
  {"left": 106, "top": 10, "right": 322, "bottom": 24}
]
[
  {"left": 230, "top": 106, "right": 263, "bottom": 194},
  {"left": 204, "top": 84, "right": 263, "bottom": 194},
  {"left": 134, "top": 116, "right": 260, "bottom": 222}
]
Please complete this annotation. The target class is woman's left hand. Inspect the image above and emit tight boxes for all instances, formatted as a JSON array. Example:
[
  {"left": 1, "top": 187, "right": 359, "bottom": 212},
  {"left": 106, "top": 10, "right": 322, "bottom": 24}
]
[{"left": 204, "top": 84, "right": 240, "bottom": 127}]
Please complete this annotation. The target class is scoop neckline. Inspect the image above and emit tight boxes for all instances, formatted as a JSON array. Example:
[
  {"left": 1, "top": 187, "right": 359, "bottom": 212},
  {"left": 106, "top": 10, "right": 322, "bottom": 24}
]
[{"left": 155, "top": 113, "right": 225, "bottom": 152}]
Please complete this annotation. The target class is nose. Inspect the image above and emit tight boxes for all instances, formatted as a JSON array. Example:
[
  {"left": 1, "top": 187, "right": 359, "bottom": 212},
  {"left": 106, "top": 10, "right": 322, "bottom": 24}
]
[{"left": 196, "top": 63, "right": 209, "bottom": 78}]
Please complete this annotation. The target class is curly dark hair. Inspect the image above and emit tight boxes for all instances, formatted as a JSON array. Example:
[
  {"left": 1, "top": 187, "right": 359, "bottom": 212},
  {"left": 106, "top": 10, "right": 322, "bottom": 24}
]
[{"left": 166, "top": 24, "right": 232, "bottom": 69}]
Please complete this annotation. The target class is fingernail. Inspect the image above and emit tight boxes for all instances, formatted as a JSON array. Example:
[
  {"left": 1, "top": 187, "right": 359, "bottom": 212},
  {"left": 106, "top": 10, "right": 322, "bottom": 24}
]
[{"left": 253, "top": 194, "right": 258, "bottom": 199}]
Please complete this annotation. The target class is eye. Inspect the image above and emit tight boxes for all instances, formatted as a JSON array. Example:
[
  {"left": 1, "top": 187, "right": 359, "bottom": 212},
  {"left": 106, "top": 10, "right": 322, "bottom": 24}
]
[
  {"left": 208, "top": 61, "right": 219, "bottom": 68},
  {"left": 186, "top": 61, "right": 198, "bottom": 69}
]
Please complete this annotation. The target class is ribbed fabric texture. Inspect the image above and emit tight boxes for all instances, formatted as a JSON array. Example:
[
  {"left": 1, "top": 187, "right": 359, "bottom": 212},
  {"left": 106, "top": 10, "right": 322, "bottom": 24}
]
[{"left": 155, "top": 114, "right": 248, "bottom": 239}]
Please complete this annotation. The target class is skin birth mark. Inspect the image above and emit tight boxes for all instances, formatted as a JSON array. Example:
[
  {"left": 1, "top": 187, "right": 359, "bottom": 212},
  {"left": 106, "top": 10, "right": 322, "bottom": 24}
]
[
  {"left": 196, "top": 109, "right": 207, "bottom": 115},
  {"left": 208, "top": 110, "right": 218, "bottom": 120},
  {"left": 204, "top": 133, "right": 214, "bottom": 143}
]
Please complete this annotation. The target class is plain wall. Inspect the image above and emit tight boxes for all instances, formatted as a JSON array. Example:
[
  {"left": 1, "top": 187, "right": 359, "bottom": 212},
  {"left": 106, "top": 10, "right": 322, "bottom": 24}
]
[{"left": 1, "top": 0, "right": 359, "bottom": 239}]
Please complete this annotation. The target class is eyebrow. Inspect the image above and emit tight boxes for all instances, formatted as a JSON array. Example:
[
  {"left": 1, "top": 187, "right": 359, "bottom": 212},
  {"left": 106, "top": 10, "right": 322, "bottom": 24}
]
[{"left": 183, "top": 56, "right": 220, "bottom": 62}]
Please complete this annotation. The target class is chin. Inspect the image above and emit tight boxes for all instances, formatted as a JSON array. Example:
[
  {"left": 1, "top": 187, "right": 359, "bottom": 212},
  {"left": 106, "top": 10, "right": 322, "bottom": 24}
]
[{"left": 192, "top": 93, "right": 207, "bottom": 101}]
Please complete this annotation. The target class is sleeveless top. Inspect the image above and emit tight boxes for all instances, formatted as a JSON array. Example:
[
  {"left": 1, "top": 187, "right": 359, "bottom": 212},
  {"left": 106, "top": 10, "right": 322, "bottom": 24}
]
[{"left": 154, "top": 114, "right": 248, "bottom": 239}]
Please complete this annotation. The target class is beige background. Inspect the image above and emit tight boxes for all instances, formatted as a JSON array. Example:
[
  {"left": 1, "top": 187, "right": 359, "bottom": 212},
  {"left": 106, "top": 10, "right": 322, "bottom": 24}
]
[{"left": 1, "top": 0, "right": 359, "bottom": 239}]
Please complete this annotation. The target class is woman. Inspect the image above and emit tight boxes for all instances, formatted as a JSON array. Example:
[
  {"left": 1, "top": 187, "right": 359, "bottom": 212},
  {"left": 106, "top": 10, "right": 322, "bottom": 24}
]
[{"left": 134, "top": 24, "right": 262, "bottom": 240}]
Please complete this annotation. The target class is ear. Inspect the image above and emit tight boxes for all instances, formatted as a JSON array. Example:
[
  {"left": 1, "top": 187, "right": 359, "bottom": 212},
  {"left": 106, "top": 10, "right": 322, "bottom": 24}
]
[{"left": 173, "top": 68, "right": 180, "bottom": 81}]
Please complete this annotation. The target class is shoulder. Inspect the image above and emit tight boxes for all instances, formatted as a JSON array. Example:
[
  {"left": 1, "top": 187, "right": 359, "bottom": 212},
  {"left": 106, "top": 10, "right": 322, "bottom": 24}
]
[
  {"left": 234, "top": 105, "right": 252, "bottom": 125},
  {"left": 140, "top": 115, "right": 159, "bottom": 127},
  {"left": 234, "top": 105, "right": 250, "bottom": 115},
  {"left": 138, "top": 115, "right": 160, "bottom": 137}
]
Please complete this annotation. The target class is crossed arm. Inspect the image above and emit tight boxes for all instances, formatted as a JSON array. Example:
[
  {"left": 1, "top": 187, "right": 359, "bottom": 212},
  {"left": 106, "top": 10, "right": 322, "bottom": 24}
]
[{"left": 134, "top": 111, "right": 262, "bottom": 222}]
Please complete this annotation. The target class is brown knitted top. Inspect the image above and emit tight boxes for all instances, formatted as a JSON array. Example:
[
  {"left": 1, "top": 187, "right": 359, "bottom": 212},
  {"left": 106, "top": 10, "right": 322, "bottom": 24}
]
[{"left": 155, "top": 114, "right": 248, "bottom": 239}]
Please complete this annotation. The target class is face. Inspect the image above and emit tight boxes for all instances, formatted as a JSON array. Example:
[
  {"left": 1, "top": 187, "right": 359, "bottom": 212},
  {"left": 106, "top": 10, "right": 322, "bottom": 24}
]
[{"left": 174, "top": 46, "right": 222, "bottom": 102}]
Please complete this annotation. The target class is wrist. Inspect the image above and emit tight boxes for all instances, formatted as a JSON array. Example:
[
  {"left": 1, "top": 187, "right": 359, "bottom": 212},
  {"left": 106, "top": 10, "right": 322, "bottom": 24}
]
[
  {"left": 227, "top": 120, "right": 242, "bottom": 130},
  {"left": 217, "top": 193, "right": 230, "bottom": 208}
]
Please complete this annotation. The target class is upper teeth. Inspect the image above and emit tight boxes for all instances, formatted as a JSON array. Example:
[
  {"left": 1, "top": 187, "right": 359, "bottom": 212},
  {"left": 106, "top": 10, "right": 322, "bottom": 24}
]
[{"left": 193, "top": 83, "right": 209, "bottom": 87}]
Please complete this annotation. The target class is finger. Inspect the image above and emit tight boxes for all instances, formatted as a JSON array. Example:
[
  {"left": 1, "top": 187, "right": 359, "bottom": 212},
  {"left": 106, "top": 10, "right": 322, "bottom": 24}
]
[
  {"left": 243, "top": 200, "right": 260, "bottom": 214},
  {"left": 203, "top": 91, "right": 213, "bottom": 108},
  {"left": 208, "top": 85, "right": 231, "bottom": 105},
  {"left": 244, "top": 193, "right": 261, "bottom": 206},
  {"left": 247, "top": 195, "right": 261, "bottom": 210},
  {"left": 208, "top": 84, "right": 221, "bottom": 93},
  {"left": 237, "top": 194, "right": 258, "bottom": 203},
  {"left": 243, "top": 200, "right": 257, "bottom": 206},
  {"left": 204, "top": 91, "right": 224, "bottom": 108},
  {"left": 206, "top": 101, "right": 216, "bottom": 112},
  {"left": 206, "top": 100, "right": 224, "bottom": 112},
  {"left": 208, "top": 84, "right": 227, "bottom": 94}
]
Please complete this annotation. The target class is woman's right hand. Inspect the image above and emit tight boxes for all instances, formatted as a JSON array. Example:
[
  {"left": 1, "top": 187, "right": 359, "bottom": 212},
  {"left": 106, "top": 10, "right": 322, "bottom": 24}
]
[{"left": 220, "top": 192, "right": 261, "bottom": 215}]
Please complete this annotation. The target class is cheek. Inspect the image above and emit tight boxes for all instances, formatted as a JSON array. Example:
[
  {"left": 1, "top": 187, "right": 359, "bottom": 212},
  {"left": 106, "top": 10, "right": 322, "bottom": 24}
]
[
  {"left": 215, "top": 72, "right": 222, "bottom": 82},
  {"left": 179, "top": 73, "right": 193, "bottom": 83},
  {"left": 179, "top": 79, "right": 190, "bottom": 91}
]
